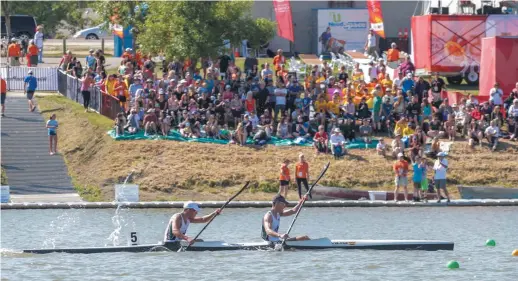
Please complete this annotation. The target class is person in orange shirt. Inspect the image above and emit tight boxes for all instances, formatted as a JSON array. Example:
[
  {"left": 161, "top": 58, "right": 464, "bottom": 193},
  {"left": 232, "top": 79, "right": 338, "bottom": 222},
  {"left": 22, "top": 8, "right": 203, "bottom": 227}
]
[
  {"left": 1, "top": 76, "right": 7, "bottom": 117},
  {"left": 386, "top": 42, "right": 400, "bottom": 63},
  {"left": 26, "top": 40, "right": 39, "bottom": 67},
  {"left": 279, "top": 159, "right": 291, "bottom": 198},
  {"left": 122, "top": 48, "right": 134, "bottom": 61},
  {"left": 295, "top": 154, "right": 312, "bottom": 199},
  {"left": 114, "top": 75, "right": 129, "bottom": 111},
  {"left": 272, "top": 49, "right": 285, "bottom": 72},
  {"left": 393, "top": 152, "right": 409, "bottom": 202},
  {"left": 8, "top": 39, "right": 21, "bottom": 66}
]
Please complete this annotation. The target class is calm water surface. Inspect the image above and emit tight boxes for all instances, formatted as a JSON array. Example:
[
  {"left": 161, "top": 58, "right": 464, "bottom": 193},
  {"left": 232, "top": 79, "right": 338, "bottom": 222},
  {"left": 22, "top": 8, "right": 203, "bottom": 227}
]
[{"left": 1, "top": 207, "right": 517, "bottom": 280}]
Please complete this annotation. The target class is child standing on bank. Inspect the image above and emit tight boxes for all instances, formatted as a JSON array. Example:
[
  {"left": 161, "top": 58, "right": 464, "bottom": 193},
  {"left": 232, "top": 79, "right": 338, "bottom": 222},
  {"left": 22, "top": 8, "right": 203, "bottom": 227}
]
[
  {"left": 46, "top": 114, "right": 58, "bottom": 155},
  {"left": 279, "top": 159, "right": 291, "bottom": 198}
]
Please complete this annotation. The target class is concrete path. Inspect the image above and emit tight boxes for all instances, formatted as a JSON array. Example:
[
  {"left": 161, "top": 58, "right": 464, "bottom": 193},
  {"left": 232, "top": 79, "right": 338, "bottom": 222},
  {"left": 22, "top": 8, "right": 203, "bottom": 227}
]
[{"left": 1, "top": 92, "right": 81, "bottom": 202}]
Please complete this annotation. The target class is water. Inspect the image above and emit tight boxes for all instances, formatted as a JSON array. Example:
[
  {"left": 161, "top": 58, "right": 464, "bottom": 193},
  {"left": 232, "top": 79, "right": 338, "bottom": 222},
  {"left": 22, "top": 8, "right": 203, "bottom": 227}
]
[{"left": 1, "top": 207, "right": 517, "bottom": 280}]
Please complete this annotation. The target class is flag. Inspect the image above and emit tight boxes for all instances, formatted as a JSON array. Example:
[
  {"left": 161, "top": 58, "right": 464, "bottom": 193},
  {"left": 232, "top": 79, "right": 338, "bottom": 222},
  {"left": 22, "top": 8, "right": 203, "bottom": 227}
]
[
  {"left": 273, "top": 0, "right": 294, "bottom": 42},
  {"left": 367, "top": 0, "right": 386, "bottom": 38},
  {"left": 112, "top": 24, "right": 124, "bottom": 39}
]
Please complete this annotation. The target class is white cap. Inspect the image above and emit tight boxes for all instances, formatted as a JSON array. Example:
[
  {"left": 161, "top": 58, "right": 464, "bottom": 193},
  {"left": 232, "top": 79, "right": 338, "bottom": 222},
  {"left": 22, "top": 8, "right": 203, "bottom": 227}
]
[
  {"left": 334, "top": 128, "right": 341, "bottom": 133},
  {"left": 183, "top": 201, "right": 200, "bottom": 212},
  {"left": 437, "top": 152, "right": 448, "bottom": 157},
  {"left": 28, "top": 70, "right": 33, "bottom": 75},
  {"left": 397, "top": 152, "right": 404, "bottom": 158}
]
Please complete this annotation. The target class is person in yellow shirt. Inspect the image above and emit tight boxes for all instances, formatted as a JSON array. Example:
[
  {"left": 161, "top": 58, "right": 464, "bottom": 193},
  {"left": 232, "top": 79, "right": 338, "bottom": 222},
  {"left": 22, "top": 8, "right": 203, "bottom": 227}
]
[
  {"left": 402, "top": 123, "right": 415, "bottom": 137},
  {"left": 381, "top": 74, "right": 393, "bottom": 95},
  {"left": 314, "top": 94, "right": 328, "bottom": 114},
  {"left": 104, "top": 74, "right": 117, "bottom": 96},
  {"left": 394, "top": 116, "right": 409, "bottom": 136},
  {"left": 327, "top": 94, "right": 341, "bottom": 117}
]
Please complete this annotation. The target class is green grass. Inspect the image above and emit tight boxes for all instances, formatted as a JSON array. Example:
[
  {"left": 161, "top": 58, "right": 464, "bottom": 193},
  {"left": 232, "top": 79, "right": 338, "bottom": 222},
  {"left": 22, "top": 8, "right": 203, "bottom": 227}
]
[{"left": 72, "top": 178, "right": 103, "bottom": 202}]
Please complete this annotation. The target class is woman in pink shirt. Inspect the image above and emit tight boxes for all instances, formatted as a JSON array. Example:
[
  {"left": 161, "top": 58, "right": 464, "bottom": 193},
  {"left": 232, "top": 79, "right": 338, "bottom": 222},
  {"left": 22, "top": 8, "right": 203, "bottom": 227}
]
[{"left": 80, "top": 72, "right": 95, "bottom": 112}]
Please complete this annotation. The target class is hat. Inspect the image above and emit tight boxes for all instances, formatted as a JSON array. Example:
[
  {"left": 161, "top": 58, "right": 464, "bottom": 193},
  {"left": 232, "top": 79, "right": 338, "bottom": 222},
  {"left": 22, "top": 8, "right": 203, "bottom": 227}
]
[
  {"left": 28, "top": 70, "right": 33, "bottom": 75},
  {"left": 333, "top": 89, "right": 340, "bottom": 94},
  {"left": 180, "top": 79, "right": 187, "bottom": 84},
  {"left": 146, "top": 79, "right": 153, "bottom": 83},
  {"left": 89, "top": 49, "right": 94, "bottom": 53},
  {"left": 437, "top": 152, "right": 448, "bottom": 157},
  {"left": 272, "top": 194, "right": 289, "bottom": 205},
  {"left": 397, "top": 152, "right": 404, "bottom": 158},
  {"left": 147, "top": 109, "right": 155, "bottom": 113},
  {"left": 225, "top": 85, "right": 231, "bottom": 89},
  {"left": 452, "top": 103, "right": 458, "bottom": 107},
  {"left": 334, "top": 128, "right": 341, "bottom": 133},
  {"left": 183, "top": 201, "right": 201, "bottom": 212},
  {"left": 406, "top": 73, "right": 412, "bottom": 79}
]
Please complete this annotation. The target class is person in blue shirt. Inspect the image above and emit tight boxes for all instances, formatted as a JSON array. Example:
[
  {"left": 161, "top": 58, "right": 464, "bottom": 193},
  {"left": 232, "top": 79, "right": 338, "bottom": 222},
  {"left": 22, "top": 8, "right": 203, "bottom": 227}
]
[
  {"left": 412, "top": 156, "right": 426, "bottom": 202},
  {"left": 128, "top": 78, "right": 144, "bottom": 105},
  {"left": 401, "top": 73, "right": 415, "bottom": 101},
  {"left": 23, "top": 70, "right": 38, "bottom": 112},
  {"left": 85, "top": 49, "right": 96, "bottom": 70},
  {"left": 46, "top": 113, "right": 58, "bottom": 155},
  {"left": 193, "top": 69, "right": 203, "bottom": 81}
]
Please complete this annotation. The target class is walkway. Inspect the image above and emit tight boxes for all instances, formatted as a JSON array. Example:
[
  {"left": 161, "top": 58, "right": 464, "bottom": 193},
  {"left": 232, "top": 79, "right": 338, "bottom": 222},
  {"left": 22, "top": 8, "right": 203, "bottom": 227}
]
[{"left": 1, "top": 92, "right": 81, "bottom": 202}]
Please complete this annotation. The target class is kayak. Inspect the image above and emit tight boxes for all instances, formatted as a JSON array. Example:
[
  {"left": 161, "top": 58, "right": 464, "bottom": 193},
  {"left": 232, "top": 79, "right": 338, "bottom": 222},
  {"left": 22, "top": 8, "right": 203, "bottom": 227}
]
[{"left": 21, "top": 238, "right": 454, "bottom": 254}]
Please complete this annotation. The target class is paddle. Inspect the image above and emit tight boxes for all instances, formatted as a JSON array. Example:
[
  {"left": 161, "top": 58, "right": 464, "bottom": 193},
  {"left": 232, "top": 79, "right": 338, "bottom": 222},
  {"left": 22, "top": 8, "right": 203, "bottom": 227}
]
[
  {"left": 279, "top": 161, "right": 330, "bottom": 250},
  {"left": 180, "top": 181, "right": 250, "bottom": 252}
]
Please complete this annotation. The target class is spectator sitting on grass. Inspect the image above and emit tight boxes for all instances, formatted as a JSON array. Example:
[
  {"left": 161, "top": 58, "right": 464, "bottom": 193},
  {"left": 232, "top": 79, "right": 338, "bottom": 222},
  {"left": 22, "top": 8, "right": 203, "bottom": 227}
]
[
  {"left": 509, "top": 99, "right": 518, "bottom": 141},
  {"left": 339, "top": 118, "right": 356, "bottom": 142},
  {"left": 313, "top": 125, "right": 328, "bottom": 154},
  {"left": 359, "top": 119, "right": 373, "bottom": 144},
  {"left": 126, "top": 108, "right": 140, "bottom": 134},
  {"left": 205, "top": 114, "right": 220, "bottom": 138},
  {"left": 330, "top": 128, "right": 347, "bottom": 159},
  {"left": 276, "top": 116, "right": 292, "bottom": 139},
  {"left": 115, "top": 112, "right": 126, "bottom": 137},
  {"left": 444, "top": 114, "right": 456, "bottom": 141},
  {"left": 392, "top": 133, "right": 404, "bottom": 158},
  {"left": 292, "top": 115, "right": 310, "bottom": 140},
  {"left": 376, "top": 137, "right": 386, "bottom": 157},
  {"left": 468, "top": 119, "right": 484, "bottom": 148},
  {"left": 160, "top": 111, "right": 171, "bottom": 136},
  {"left": 427, "top": 114, "right": 444, "bottom": 139},
  {"left": 356, "top": 96, "right": 370, "bottom": 120},
  {"left": 484, "top": 120, "right": 500, "bottom": 151},
  {"left": 144, "top": 109, "right": 157, "bottom": 136}
]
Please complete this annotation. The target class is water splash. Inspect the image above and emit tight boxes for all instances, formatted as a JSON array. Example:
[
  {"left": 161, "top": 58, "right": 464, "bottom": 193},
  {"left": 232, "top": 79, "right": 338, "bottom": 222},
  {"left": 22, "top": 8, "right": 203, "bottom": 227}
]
[
  {"left": 106, "top": 170, "right": 136, "bottom": 246},
  {"left": 41, "top": 211, "right": 78, "bottom": 249}
]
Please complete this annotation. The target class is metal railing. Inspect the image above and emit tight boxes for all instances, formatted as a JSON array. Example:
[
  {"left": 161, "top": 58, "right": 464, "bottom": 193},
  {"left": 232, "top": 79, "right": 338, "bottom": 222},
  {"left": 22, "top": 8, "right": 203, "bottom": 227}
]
[{"left": 57, "top": 70, "right": 121, "bottom": 120}]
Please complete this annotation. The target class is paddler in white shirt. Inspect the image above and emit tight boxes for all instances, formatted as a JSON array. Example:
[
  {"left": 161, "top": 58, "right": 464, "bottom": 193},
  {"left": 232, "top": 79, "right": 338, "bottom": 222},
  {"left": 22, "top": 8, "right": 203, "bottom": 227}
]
[
  {"left": 163, "top": 201, "right": 221, "bottom": 244},
  {"left": 262, "top": 194, "right": 310, "bottom": 243}
]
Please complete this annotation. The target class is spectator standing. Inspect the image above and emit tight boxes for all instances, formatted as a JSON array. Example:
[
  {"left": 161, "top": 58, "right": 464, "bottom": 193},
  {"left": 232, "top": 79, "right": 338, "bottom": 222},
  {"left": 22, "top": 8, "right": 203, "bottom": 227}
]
[
  {"left": 433, "top": 152, "right": 450, "bottom": 203},
  {"left": 46, "top": 114, "right": 58, "bottom": 155},
  {"left": 79, "top": 73, "right": 95, "bottom": 112},
  {"left": 23, "top": 70, "right": 37, "bottom": 112},
  {"left": 26, "top": 40, "right": 38, "bottom": 67},
  {"left": 86, "top": 49, "right": 96, "bottom": 70},
  {"left": 274, "top": 81, "right": 287, "bottom": 122},
  {"left": 412, "top": 156, "right": 425, "bottom": 202},
  {"left": 8, "top": 39, "right": 21, "bottom": 66},
  {"left": 279, "top": 159, "right": 291, "bottom": 198},
  {"left": 295, "top": 154, "right": 311, "bottom": 199},
  {"left": 430, "top": 73, "right": 446, "bottom": 104},
  {"left": 273, "top": 49, "right": 285, "bottom": 73},
  {"left": 319, "top": 27, "right": 332, "bottom": 54},
  {"left": 489, "top": 83, "right": 504, "bottom": 106},
  {"left": 34, "top": 25, "right": 44, "bottom": 63},
  {"left": 1, "top": 76, "right": 6, "bottom": 117},
  {"left": 393, "top": 153, "right": 409, "bottom": 202},
  {"left": 364, "top": 29, "right": 377, "bottom": 57}
]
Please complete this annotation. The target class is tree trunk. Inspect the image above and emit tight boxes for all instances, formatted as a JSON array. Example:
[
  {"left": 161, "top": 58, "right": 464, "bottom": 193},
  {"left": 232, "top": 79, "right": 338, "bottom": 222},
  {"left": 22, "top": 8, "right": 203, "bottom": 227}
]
[{"left": 1, "top": 2, "right": 12, "bottom": 39}]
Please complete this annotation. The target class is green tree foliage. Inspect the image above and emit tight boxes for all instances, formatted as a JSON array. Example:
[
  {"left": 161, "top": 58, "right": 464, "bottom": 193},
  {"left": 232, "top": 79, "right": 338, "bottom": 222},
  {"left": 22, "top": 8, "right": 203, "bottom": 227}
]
[
  {"left": 1, "top": 1, "right": 90, "bottom": 37},
  {"left": 135, "top": 1, "right": 275, "bottom": 59}
]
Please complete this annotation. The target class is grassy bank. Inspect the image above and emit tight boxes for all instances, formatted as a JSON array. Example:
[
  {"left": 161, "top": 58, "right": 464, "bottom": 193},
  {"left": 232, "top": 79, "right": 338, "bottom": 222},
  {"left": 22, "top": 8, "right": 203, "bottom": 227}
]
[
  {"left": 1, "top": 167, "right": 7, "bottom": 185},
  {"left": 36, "top": 94, "right": 518, "bottom": 202}
]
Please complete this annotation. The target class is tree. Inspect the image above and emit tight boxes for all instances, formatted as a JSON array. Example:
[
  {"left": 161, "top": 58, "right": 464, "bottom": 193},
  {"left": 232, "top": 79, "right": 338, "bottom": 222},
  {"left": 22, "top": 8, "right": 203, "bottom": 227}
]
[
  {"left": 1, "top": 1, "right": 91, "bottom": 38},
  {"left": 135, "top": 1, "right": 275, "bottom": 60}
]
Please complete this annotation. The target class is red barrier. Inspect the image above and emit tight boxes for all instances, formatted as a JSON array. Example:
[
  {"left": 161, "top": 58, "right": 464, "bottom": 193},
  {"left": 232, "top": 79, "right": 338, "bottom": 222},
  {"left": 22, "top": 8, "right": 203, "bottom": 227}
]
[{"left": 100, "top": 91, "right": 122, "bottom": 120}]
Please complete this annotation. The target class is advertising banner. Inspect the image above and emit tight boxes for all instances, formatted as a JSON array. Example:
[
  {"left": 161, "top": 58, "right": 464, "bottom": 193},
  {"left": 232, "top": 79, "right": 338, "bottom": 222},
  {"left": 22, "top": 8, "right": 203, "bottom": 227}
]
[
  {"left": 273, "top": 0, "right": 294, "bottom": 42},
  {"left": 0, "top": 67, "right": 58, "bottom": 91},
  {"left": 485, "top": 15, "right": 518, "bottom": 37},
  {"left": 317, "top": 9, "right": 369, "bottom": 55},
  {"left": 366, "top": 0, "right": 386, "bottom": 38}
]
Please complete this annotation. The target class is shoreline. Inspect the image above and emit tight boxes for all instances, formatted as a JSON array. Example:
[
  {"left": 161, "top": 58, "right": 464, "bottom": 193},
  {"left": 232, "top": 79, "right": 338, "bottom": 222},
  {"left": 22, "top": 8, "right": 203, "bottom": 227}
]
[{"left": 2, "top": 199, "right": 518, "bottom": 210}]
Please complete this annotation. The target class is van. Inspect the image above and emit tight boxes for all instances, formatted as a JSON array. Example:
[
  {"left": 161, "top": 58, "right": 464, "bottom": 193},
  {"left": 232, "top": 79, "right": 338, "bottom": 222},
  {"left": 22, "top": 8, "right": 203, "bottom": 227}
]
[{"left": 0, "top": 15, "right": 37, "bottom": 41}]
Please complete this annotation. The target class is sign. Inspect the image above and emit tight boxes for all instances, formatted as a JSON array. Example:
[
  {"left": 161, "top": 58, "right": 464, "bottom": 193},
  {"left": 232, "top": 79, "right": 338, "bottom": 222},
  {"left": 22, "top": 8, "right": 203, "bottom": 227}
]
[
  {"left": 0, "top": 67, "right": 58, "bottom": 91},
  {"left": 115, "top": 184, "right": 139, "bottom": 202},
  {"left": 273, "top": 0, "right": 294, "bottom": 42},
  {"left": 366, "top": 0, "right": 386, "bottom": 38},
  {"left": 1, "top": 186, "right": 10, "bottom": 203},
  {"left": 317, "top": 9, "right": 369, "bottom": 55}
]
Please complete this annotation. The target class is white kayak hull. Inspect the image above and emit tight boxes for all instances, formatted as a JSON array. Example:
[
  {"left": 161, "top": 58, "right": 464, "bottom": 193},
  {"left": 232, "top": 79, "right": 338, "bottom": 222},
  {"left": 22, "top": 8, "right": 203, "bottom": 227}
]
[{"left": 21, "top": 238, "right": 454, "bottom": 254}]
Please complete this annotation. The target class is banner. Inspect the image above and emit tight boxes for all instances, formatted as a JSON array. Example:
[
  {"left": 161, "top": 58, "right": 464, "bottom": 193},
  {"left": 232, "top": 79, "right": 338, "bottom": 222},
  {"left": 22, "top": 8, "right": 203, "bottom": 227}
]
[
  {"left": 0, "top": 67, "right": 58, "bottom": 91},
  {"left": 112, "top": 24, "right": 124, "bottom": 39},
  {"left": 367, "top": 0, "right": 385, "bottom": 38},
  {"left": 273, "top": 0, "right": 294, "bottom": 42},
  {"left": 317, "top": 9, "right": 369, "bottom": 54}
]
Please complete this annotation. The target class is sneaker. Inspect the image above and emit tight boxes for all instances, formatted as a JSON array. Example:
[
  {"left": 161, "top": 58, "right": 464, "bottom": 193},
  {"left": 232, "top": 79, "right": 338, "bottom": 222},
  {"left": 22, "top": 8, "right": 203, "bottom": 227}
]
[
  {"left": 49, "top": 152, "right": 54, "bottom": 155},
  {"left": 447, "top": 199, "right": 450, "bottom": 203},
  {"left": 437, "top": 199, "right": 442, "bottom": 203}
]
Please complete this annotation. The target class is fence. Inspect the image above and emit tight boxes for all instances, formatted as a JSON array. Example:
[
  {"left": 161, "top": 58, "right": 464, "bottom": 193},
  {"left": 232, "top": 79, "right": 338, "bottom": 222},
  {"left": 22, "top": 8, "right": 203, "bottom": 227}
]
[
  {"left": 57, "top": 70, "right": 122, "bottom": 120},
  {"left": 0, "top": 66, "right": 59, "bottom": 91}
]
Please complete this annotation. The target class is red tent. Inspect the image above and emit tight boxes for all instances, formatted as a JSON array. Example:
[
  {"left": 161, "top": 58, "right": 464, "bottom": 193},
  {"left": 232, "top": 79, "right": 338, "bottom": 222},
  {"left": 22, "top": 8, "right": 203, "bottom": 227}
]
[{"left": 479, "top": 36, "right": 518, "bottom": 99}]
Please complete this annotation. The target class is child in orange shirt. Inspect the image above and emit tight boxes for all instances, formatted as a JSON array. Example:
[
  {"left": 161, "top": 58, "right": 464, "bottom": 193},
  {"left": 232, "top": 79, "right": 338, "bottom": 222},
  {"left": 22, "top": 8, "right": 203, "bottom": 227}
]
[
  {"left": 26, "top": 41, "right": 39, "bottom": 67},
  {"left": 114, "top": 76, "right": 129, "bottom": 111},
  {"left": 279, "top": 159, "right": 291, "bottom": 198}
]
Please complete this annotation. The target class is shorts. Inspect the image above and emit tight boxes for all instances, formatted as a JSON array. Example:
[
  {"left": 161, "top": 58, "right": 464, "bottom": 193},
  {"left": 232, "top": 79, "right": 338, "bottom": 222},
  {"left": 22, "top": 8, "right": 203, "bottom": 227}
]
[
  {"left": 26, "top": 90, "right": 35, "bottom": 100},
  {"left": 413, "top": 181, "right": 421, "bottom": 190},
  {"left": 1, "top": 93, "right": 6, "bottom": 105},
  {"left": 421, "top": 178, "right": 429, "bottom": 191},
  {"left": 232, "top": 109, "right": 242, "bottom": 118},
  {"left": 435, "top": 179, "right": 446, "bottom": 189},
  {"left": 372, "top": 112, "right": 380, "bottom": 123},
  {"left": 395, "top": 176, "right": 408, "bottom": 187},
  {"left": 48, "top": 131, "right": 57, "bottom": 136},
  {"left": 280, "top": 180, "right": 290, "bottom": 186}
]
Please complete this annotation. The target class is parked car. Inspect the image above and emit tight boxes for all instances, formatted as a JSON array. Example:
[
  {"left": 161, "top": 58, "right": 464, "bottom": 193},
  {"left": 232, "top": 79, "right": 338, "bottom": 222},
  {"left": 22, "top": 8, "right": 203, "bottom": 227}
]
[
  {"left": 72, "top": 24, "right": 112, "bottom": 40},
  {"left": 1, "top": 15, "right": 37, "bottom": 41}
]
